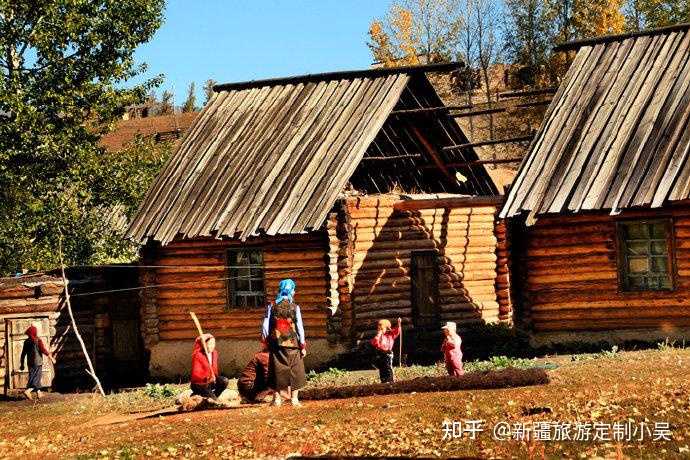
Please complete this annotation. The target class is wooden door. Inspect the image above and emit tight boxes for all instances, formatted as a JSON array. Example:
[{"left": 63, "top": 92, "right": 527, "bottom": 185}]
[
  {"left": 111, "top": 318, "right": 143, "bottom": 384},
  {"left": 6, "top": 318, "right": 54, "bottom": 389},
  {"left": 411, "top": 251, "right": 440, "bottom": 334}
]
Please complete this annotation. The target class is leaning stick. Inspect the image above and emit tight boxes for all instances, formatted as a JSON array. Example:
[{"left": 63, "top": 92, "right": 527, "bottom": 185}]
[
  {"left": 58, "top": 236, "right": 105, "bottom": 397},
  {"left": 399, "top": 323, "right": 403, "bottom": 368},
  {"left": 190, "top": 312, "right": 214, "bottom": 377}
]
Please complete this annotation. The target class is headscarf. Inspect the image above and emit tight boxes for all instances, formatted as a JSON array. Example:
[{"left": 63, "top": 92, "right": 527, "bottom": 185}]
[
  {"left": 275, "top": 279, "right": 296, "bottom": 304},
  {"left": 25, "top": 325, "right": 38, "bottom": 342}
]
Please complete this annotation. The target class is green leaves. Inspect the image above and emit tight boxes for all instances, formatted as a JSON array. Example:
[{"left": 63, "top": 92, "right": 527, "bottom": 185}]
[{"left": 0, "top": 0, "right": 165, "bottom": 274}]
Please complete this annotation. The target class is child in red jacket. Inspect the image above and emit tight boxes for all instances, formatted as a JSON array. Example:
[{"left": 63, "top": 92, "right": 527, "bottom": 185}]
[
  {"left": 190, "top": 333, "right": 229, "bottom": 399},
  {"left": 370, "top": 317, "right": 401, "bottom": 383},
  {"left": 441, "top": 322, "right": 464, "bottom": 377}
]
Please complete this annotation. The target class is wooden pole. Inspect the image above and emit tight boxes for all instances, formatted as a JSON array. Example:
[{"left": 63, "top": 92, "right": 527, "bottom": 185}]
[
  {"left": 398, "top": 324, "right": 403, "bottom": 368},
  {"left": 58, "top": 236, "right": 105, "bottom": 397}
]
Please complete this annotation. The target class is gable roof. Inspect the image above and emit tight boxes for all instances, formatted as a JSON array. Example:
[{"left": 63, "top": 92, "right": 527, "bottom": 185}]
[
  {"left": 100, "top": 112, "right": 198, "bottom": 152},
  {"left": 128, "top": 63, "right": 497, "bottom": 245},
  {"left": 501, "top": 24, "right": 690, "bottom": 220}
]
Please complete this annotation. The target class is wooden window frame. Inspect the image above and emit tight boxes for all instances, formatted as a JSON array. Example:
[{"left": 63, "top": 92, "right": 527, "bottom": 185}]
[
  {"left": 225, "top": 248, "right": 266, "bottom": 310},
  {"left": 615, "top": 218, "right": 675, "bottom": 293}
]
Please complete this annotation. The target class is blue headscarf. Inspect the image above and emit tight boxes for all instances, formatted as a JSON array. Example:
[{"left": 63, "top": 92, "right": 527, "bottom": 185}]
[{"left": 275, "top": 279, "right": 296, "bottom": 304}]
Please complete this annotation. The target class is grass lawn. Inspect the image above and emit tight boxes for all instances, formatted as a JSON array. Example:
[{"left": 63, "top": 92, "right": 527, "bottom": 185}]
[{"left": 1, "top": 347, "right": 689, "bottom": 458}]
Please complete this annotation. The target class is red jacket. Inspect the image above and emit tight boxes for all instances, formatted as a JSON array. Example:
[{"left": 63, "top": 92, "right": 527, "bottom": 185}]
[
  {"left": 190, "top": 336, "right": 218, "bottom": 385},
  {"left": 370, "top": 326, "right": 400, "bottom": 352}
]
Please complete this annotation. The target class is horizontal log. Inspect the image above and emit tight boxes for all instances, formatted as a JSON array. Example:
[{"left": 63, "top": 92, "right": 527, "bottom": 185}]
[
  {"left": 527, "top": 264, "right": 616, "bottom": 278},
  {"left": 527, "top": 245, "right": 612, "bottom": 257},
  {"left": 528, "top": 271, "right": 617, "bottom": 285},
  {"left": 393, "top": 198, "right": 500, "bottom": 211},
  {"left": 524, "top": 253, "right": 613, "bottom": 270},
  {"left": 531, "top": 297, "right": 690, "bottom": 311},
  {"left": 263, "top": 250, "right": 327, "bottom": 260},
  {"left": 533, "top": 317, "right": 690, "bottom": 333},
  {"left": 355, "top": 307, "right": 413, "bottom": 320},
  {"left": 356, "top": 300, "right": 412, "bottom": 310},
  {"left": 440, "top": 271, "right": 497, "bottom": 282},
  {"left": 354, "top": 292, "right": 410, "bottom": 304},
  {"left": 527, "top": 234, "right": 613, "bottom": 248},
  {"left": 532, "top": 307, "right": 690, "bottom": 321},
  {"left": 159, "top": 328, "right": 327, "bottom": 340},
  {"left": 156, "top": 266, "right": 225, "bottom": 275},
  {"left": 158, "top": 288, "right": 225, "bottom": 300}
]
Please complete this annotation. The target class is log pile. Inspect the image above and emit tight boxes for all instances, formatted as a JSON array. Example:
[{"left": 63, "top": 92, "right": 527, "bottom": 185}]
[
  {"left": 342, "top": 195, "right": 507, "bottom": 336},
  {"left": 522, "top": 210, "right": 690, "bottom": 332}
]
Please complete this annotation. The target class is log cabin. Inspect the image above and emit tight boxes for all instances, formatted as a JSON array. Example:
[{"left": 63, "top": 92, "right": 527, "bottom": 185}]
[
  {"left": 0, "top": 269, "right": 143, "bottom": 394},
  {"left": 501, "top": 24, "right": 690, "bottom": 345},
  {"left": 127, "top": 63, "right": 512, "bottom": 378}
]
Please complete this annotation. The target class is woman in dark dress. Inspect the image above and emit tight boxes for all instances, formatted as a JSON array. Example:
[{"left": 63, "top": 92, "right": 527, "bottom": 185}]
[
  {"left": 261, "top": 279, "right": 307, "bottom": 406},
  {"left": 19, "top": 325, "right": 56, "bottom": 400}
]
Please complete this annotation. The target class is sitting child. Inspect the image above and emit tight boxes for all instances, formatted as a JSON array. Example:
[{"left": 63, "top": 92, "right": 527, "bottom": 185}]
[
  {"left": 238, "top": 343, "right": 273, "bottom": 403},
  {"left": 190, "top": 333, "right": 229, "bottom": 399},
  {"left": 370, "top": 317, "right": 401, "bottom": 383},
  {"left": 441, "top": 321, "right": 464, "bottom": 376}
]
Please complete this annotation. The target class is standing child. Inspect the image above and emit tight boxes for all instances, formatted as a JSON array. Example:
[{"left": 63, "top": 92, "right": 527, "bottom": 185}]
[
  {"left": 19, "top": 324, "right": 56, "bottom": 400},
  {"left": 441, "top": 321, "right": 464, "bottom": 376},
  {"left": 370, "top": 317, "right": 401, "bottom": 383}
]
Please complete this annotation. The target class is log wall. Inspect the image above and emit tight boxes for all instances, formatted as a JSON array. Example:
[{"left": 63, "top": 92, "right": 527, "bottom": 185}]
[
  {"left": 342, "top": 195, "right": 510, "bottom": 338},
  {"left": 0, "top": 270, "right": 135, "bottom": 392},
  {"left": 519, "top": 207, "right": 690, "bottom": 333},
  {"left": 144, "top": 234, "right": 331, "bottom": 344}
]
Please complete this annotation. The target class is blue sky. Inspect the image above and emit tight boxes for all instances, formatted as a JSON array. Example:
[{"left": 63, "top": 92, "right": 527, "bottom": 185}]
[{"left": 133, "top": 0, "right": 390, "bottom": 104}]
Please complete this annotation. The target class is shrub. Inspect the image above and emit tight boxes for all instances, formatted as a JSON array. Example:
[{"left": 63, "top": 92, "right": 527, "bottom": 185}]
[{"left": 142, "top": 383, "right": 176, "bottom": 399}]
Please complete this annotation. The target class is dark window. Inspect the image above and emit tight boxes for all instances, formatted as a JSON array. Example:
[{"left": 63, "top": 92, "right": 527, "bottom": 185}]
[
  {"left": 226, "top": 249, "right": 265, "bottom": 309},
  {"left": 617, "top": 220, "right": 673, "bottom": 291}
]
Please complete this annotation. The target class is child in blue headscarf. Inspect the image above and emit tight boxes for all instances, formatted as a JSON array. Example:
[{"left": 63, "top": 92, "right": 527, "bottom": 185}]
[{"left": 261, "top": 279, "right": 307, "bottom": 406}]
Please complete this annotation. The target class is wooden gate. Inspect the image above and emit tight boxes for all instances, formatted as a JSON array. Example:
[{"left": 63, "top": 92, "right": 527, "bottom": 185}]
[
  {"left": 411, "top": 250, "right": 440, "bottom": 349},
  {"left": 5, "top": 317, "right": 54, "bottom": 390}
]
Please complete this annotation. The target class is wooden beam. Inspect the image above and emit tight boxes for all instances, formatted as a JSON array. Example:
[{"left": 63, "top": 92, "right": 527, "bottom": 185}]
[
  {"left": 451, "top": 107, "right": 506, "bottom": 118},
  {"left": 421, "top": 158, "right": 524, "bottom": 169},
  {"left": 408, "top": 125, "right": 456, "bottom": 185},
  {"left": 361, "top": 154, "right": 423, "bottom": 161},
  {"left": 390, "top": 104, "right": 473, "bottom": 115},
  {"left": 553, "top": 23, "right": 690, "bottom": 52},
  {"left": 498, "top": 88, "right": 557, "bottom": 99},
  {"left": 393, "top": 195, "right": 505, "bottom": 211},
  {"left": 516, "top": 100, "right": 552, "bottom": 109},
  {"left": 442, "top": 135, "right": 534, "bottom": 151}
]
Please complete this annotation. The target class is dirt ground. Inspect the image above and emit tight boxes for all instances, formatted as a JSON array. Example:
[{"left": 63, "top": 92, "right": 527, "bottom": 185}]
[{"left": 1, "top": 349, "right": 690, "bottom": 459}]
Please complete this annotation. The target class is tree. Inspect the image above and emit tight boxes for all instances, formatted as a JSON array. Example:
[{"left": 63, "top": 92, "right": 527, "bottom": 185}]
[
  {"left": 504, "top": 0, "right": 552, "bottom": 72},
  {"left": 367, "top": 0, "right": 462, "bottom": 66},
  {"left": 182, "top": 82, "right": 197, "bottom": 113},
  {"left": 632, "top": 0, "right": 690, "bottom": 28},
  {"left": 573, "top": 0, "right": 625, "bottom": 38},
  {"left": 0, "top": 0, "right": 164, "bottom": 274},
  {"left": 158, "top": 90, "right": 175, "bottom": 115},
  {"left": 203, "top": 79, "right": 217, "bottom": 105}
]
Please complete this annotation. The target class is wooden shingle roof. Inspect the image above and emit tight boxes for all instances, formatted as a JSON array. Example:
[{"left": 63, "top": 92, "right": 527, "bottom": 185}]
[
  {"left": 501, "top": 24, "right": 690, "bottom": 220},
  {"left": 128, "top": 63, "right": 497, "bottom": 245}
]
